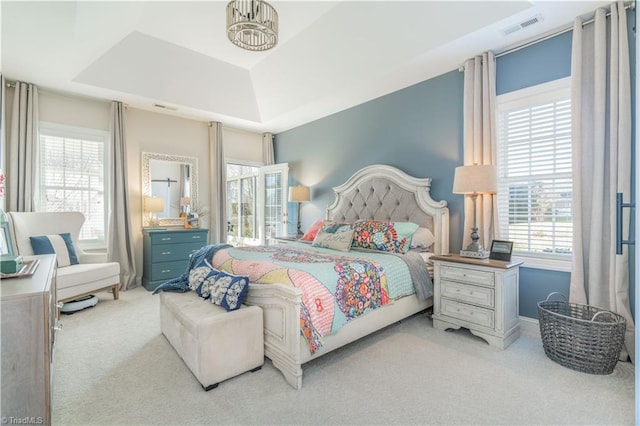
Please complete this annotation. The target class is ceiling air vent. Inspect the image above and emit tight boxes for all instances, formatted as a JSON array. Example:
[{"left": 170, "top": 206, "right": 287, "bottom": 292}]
[
  {"left": 502, "top": 14, "right": 544, "bottom": 36},
  {"left": 153, "top": 103, "right": 177, "bottom": 111}
]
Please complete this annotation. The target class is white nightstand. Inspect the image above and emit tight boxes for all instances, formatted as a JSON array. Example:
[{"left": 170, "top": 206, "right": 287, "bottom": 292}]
[
  {"left": 271, "top": 235, "right": 299, "bottom": 245},
  {"left": 431, "top": 254, "right": 523, "bottom": 350}
]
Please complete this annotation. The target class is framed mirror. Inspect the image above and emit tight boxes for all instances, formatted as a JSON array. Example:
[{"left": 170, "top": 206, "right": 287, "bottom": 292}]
[{"left": 142, "top": 152, "right": 199, "bottom": 227}]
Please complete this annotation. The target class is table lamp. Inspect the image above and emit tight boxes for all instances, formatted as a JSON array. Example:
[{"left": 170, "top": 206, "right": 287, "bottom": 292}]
[
  {"left": 288, "top": 186, "right": 310, "bottom": 238},
  {"left": 144, "top": 196, "right": 164, "bottom": 228},
  {"left": 453, "top": 164, "right": 497, "bottom": 258}
]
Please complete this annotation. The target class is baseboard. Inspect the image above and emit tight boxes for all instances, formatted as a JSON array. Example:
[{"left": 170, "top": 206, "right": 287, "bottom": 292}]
[{"left": 519, "top": 316, "right": 540, "bottom": 338}]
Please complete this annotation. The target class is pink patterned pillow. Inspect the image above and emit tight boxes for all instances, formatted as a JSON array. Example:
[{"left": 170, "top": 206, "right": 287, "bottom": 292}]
[{"left": 301, "top": 219, "right": 325, "bottom": 241}]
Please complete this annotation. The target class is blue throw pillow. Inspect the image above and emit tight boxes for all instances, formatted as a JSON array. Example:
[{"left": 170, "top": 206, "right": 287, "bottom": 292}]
[
  {"left": 188, "top": 258, "right": 219, "bottom": 298},
  {"left": 209, "top": 270, "right": 249, "bottom": 311},
  {"left": 30, "top": 233, "right": 79, "bottom": 267}
]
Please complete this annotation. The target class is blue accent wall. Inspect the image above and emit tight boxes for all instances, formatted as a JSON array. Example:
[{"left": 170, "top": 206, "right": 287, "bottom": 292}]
[
  {"left": 275, "top": 70, "right": 466, "bottom": 251},
  {"left": 496, "top": 31, "right": 573, "bottom": 95},
  {"left": 275, "top": 10, "right": 636, "bottom": 320}
]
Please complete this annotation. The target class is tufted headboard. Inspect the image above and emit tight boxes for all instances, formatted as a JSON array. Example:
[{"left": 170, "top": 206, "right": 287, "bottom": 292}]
[{"left": 326, "top": 164, "right": 450, "bottom": 255}]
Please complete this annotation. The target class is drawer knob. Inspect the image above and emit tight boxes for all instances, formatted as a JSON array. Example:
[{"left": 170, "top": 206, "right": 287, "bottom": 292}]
[
  {"left": 192, "top": 236, "right": 201, "bottom": 239},
  {"left": 161, "top": 251, "right": 171, "bottom": 255},
  {"left": 161, "top": 237, "right": 171, "bottom": 241},
  {"left": 161, "top": 269, "right": 171, "bottom": 273}
]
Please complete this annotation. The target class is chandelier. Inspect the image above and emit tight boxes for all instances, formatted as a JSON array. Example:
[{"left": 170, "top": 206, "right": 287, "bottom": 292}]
[{"left": 226, "top": 0, "right": 278, "bottom": 51}]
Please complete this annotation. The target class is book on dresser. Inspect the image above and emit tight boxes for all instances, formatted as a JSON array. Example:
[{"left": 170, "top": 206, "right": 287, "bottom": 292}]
[{"left": 142, "top": 228, "right": 209, "bottom": 291}]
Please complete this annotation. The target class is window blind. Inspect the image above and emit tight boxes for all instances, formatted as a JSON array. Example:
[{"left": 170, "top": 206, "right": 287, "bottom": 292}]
[
  {"left": 497, "top": 83, "right": 572, "bottom": 259},
  {"left": 39, "top": 126, "right": 107, "bottom": 244}
]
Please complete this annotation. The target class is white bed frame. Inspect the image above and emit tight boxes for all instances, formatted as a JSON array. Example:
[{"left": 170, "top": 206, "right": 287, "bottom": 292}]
[{"left": 244, "top": 164, "right": 450, "bottom": 389}]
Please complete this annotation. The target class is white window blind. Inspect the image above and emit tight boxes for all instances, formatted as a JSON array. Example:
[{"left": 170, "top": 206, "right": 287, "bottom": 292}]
[
  {"left": 39, "top": 123, "right": 108, "bottom": 246},
  {"left": 496, "top": 78, "right": 572, "bottom": 269}
]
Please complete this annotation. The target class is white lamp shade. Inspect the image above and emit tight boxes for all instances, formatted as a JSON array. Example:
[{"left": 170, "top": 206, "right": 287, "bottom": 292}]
[
  {"left": 453, "top": 165, "right": 497, "bottom": 194},
  {"left": 144, "top": 196, "right": 164, "bottom": 213},
  {"left": 288, "top": 186, "right": 310, "bottom": 202}
]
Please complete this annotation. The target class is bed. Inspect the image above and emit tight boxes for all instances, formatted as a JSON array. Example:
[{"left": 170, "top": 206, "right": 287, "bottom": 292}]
[{"left": 214, "top": 164, "right": 449, "bottom": 389}]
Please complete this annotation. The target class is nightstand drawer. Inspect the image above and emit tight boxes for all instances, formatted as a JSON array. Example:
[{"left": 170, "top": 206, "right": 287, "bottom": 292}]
[
  {"left": 441, "top": 280, "right": 495, "bottom": 309},
  {"left": 441, "top": 298, "right": 494, "bottom": 329},
  {"left": 441, "top": 265, "right": 494, "bottom": 287}
]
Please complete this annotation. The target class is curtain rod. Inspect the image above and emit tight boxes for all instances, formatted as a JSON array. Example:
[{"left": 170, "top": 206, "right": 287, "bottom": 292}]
[{"left": 495, "top": 2, "right": 635, "bottom": 59}]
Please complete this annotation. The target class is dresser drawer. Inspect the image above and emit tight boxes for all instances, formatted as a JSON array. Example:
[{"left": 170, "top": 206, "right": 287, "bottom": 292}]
[
  {"left": 149, "top": 231, "right": 208, "bottom": 245},
  {"left": 151, "top": 242, "right": 204, "bottom": 262},
  {"left": 440, "top": 298, "right": 494, "bottom": 329},
  {"left": 440, "top": 265, "right": 494, "bottom": 287},
  {"left": 150, "top": 260, "right": 189, "bottom": 281},
  {"left": 441, "top": 280, "right": 495, "bottom": 309}
]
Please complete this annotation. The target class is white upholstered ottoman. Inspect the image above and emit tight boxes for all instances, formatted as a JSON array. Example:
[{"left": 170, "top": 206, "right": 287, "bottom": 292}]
[{"left": 159, "top": 291, "right": 264, "bottom": 390}]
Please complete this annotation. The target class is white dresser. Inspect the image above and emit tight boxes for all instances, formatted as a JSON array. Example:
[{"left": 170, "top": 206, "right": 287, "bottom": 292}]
[
  {"left": 431, "top": 254, "right": 522, "bottom": 350},
  {"left": 1, "top": 254, "right": 58, "bottom": 425}
]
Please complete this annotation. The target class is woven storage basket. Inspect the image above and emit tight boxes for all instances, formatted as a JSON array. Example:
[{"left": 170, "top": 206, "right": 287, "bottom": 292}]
[{"left": 537, "top": 292, "right": 625, "bottom": 375}]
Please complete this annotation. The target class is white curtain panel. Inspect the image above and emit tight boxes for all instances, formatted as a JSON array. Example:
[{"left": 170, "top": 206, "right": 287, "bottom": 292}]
[
  {"left": 107, "top": 101, "right": 137, "bottom": 290},
  {"left": 8, "top": 81, "right": 39, "bottom": 212},
  {"left": 209, "top": 122, "right": 227, "bottom": 244},
  {"left": 570, "top": 2, "right": 634, "bottom": 360},
  {"left": 0, "top": 74, "right": 5, "bottom": 212},
  {"left": 462, "top": 52, "right": 499, "bottom": 250},
  {"left": 263, "top": 132, "right": 275, "bottom": 165}
]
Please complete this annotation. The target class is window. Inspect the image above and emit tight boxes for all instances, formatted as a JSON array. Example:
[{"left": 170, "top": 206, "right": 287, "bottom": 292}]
[
  {"left": 38, "top": 123, "right": 109, "bottom": 248},
  {"left": 226, "top": 162, "right": 288, "bottom": 246},
  {"left": 496, "top": 78, "right": 572, "bottom": 271}
]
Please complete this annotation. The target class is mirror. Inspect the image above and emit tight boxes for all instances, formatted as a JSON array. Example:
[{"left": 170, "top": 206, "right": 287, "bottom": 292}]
[{"left": 142, "top": 152, "right": 199, "bottom": 227}]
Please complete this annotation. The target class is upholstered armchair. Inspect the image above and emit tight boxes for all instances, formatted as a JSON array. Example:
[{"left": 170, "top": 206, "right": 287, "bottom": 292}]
[{"left": 7, "top": 212, "right": 120, "bottom": 303}]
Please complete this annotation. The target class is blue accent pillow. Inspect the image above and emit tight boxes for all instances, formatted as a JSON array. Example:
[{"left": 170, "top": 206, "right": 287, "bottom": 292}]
[
  {"left": 29, "top": 233, "right": 79, "bottom": 267},
  {"left": 188, "top": 258, "right": 219, "bottom": 298},
  {"left": 209, "top": 270, "right": 249, "bottom": 311}
]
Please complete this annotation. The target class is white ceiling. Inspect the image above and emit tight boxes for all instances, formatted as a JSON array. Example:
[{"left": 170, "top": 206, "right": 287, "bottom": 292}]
[{"left": 1, "top": 1, "right": 611, "bottom": 133}]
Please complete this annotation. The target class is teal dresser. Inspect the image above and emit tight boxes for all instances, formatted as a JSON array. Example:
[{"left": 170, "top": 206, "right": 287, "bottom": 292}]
[{"left": 142, "top": 228, "right": 209, "bottom": 291}]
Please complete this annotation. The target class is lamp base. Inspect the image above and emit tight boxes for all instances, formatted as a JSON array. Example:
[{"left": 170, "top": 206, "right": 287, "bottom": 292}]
[{"left": 460, "top": 249, "right": 490, "bottom": 259}]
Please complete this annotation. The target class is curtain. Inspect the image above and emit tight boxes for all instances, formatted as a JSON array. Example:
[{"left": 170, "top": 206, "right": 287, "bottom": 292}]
[
  {"left": 107, "top": 101, "right": 137, "bottom": 290},
  {"left": 209, "top": 121, "right": 227, "bottom": 244},
  {"left": 462, "top": 52, "right": 498, "bottom": 249},
  {"left": 0, "top": 74, "right": 6, "bottom": 211},
  {"left": 8, "top": 81, "right": 39, "bottom": 212},
  {"left": 570, "top": 2, "right": 634, "bottom": 361},
  {"left": 263, "top": 132, "right": 275, "bottom": 165}
]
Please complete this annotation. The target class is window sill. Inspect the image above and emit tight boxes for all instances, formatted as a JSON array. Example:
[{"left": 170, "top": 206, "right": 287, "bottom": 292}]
[{"left": 512, "top": 255, "right": 571, "bottom": 273}]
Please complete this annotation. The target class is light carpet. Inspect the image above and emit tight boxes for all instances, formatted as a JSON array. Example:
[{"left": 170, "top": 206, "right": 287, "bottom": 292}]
[{"left": 52, "top": 287, "right": 635, "bottom": 425}]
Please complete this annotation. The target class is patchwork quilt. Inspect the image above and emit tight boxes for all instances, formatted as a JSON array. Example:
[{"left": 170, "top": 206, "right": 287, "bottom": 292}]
[{"left": 211, "top": 243, "right": 424, "bottom": 354}]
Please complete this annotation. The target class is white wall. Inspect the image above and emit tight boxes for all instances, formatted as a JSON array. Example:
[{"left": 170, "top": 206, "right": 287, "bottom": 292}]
[{"left": 6, "top": 87, "right": 264, "bottom": 287}]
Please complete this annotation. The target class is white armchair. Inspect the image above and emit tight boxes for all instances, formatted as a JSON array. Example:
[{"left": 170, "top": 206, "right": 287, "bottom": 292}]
[{"left": 7, "top": 212, "right": 120, "bottom": 303}]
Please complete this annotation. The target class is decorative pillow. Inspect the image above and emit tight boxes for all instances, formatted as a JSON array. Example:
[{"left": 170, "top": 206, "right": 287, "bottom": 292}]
[
  {"left": 209, "top": 270, "right": 250, "bottom": 311},
  {"left": 301, "top": 219, "right": 325, "bottom": 241},
  {"left": 351, "top": 220, "right": 419, "bottom": 254},
  {"left": 410, "top": 227, "right": 435, "bottom": 250},
  {"left": 188, "top": 258, "right": 219, "bottom": 298},
  {"left": 29, "top": 233, "right": 79, "bottom": 267},
  {"left": 301, "top": 220, "right": 349, "bottom": 241},
  {"left": 312, "top": 228, "right": 355, "bottom": 252}
]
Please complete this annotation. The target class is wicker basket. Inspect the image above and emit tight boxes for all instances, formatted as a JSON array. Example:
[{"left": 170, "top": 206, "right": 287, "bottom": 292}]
[{"left": 537, "top": 292, "right": 626, "bottom": 375}]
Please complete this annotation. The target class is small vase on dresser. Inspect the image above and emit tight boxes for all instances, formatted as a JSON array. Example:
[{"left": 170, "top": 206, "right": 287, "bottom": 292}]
[
  {"left": 142, "top": 228, "right": 209, "bottom": 291},
  {"left": 431, "top": 254, "right": 523, "bottom": 350}
]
